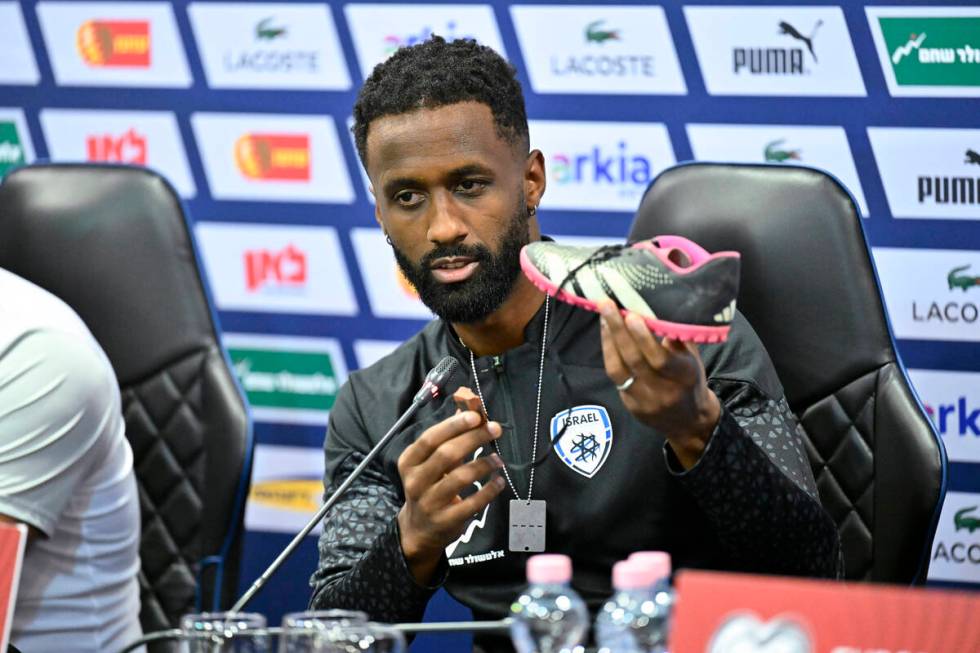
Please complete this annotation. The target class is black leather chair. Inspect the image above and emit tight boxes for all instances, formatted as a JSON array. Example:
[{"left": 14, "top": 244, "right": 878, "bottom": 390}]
[
  {"left": 0, "top": 163, "right": 253, "bottom": 647},
  {"left": 629, "top": 162, "right": 947, "bottom": 584}
]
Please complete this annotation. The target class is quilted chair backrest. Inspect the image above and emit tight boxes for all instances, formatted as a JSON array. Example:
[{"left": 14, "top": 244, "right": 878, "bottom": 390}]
[
  {"left": 628, "top": 162, "right": 946, "bottom": 584},
  {"left": 0, "top": 164, "right": 252, "bottom": 645}
]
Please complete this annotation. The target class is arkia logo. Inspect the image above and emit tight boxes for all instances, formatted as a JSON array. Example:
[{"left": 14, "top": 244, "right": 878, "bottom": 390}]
[
  {"left": 956, "top": 506, "right": 980, "bottom": 533},
  {"left": 585, "top": 20, "right": 620, "bottom": 44},
  {"left": 551, "top": 142, "right": 652, "bottom": 187},
  {"left": 917, "top": 150, "right": 980, "bottom": 206},
  {"left": 764, "top": 138, "right": 802, "bottom": 163},
  {"left": 76, "top": 20, "right": 151, "bottom": 67},
  {"left": 733, "top": 20, "right": 822, "bottom": 75},
  {"left": 234, "top": 133, "right": 311, "bottom": 181},
  {"left": 244, "top": 244, "right": 308, "bottom": 292},
  {"left": 255, "top": 17, "right": 286, "bottom": 41},
  {"left": 86, "top": 128, "right": 146, "bottom": 164},
  {"left": 0, "top": 122, "right": 26, "bottom": 175},
  {"left": 923, "top": 396, "right": 980, "bottom": 436},
  {"left": 383, "top": 21, "right": 474, "bottom": 56}
]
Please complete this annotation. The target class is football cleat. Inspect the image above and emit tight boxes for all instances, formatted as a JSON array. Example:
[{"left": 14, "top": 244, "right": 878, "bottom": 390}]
[{"left": 520, "top": 236, "right": 740, "bottom": 343}]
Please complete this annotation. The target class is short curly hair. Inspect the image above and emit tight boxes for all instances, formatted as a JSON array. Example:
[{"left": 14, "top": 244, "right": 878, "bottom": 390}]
[{"left": 352, "top": 36, "right": 529, "bottom": 167}]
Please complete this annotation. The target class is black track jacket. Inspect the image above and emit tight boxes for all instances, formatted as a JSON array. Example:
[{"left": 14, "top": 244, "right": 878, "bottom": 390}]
[{"left": 310, "top": 298, "right": 841, "bottom": 648}]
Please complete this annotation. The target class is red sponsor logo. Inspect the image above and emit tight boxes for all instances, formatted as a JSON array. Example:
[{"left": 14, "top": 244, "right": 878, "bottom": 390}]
[
  {"left": 244, "top": 244, "right": 308, "bottom": 292},
  {"left": 76, "top": 20, "right": 151, "bottom": 68},
  {"left": 234, "top": 133, "right": 310, "bottom": 181},
  {"left": 86, "top": 128, "right": 147, "bottom": 164}
]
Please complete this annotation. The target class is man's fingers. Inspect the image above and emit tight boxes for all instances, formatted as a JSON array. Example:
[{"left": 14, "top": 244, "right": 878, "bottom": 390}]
[
  {"left": 444, "top": 475, "right": 506, "bottom": 526},
  {"left": 402, "top": 422, "right": 502, "bottom": 499},
  {"left": 399, "top": 411, "right": 485, "bottom": 468},
  {"left": 624, "top": 313, "right": 669, "bottom": 371},
  {"left": 425, "top": 455, "right": 505, "bottom": 509}
]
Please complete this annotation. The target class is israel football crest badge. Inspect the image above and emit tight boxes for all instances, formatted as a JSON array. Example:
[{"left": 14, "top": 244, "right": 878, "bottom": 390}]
[{"left": 550, "top": 405, "right": 613, "bottom": 478}]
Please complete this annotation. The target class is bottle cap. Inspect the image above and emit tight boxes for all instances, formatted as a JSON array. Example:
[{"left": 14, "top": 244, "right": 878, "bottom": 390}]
[
  {"left": 627, "top": 551, "right": 672, "bottom": 582},
  {"left": 612, "top": 560, "right": 648, "bottom": 590},
  {"left": 526, "top": 554, "right": 572, "bottom": 584}
]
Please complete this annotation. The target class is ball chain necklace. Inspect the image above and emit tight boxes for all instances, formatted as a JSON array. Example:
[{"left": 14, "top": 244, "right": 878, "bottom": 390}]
[{"left": 464, "top": 296, "right": 549, "bottom": 553}]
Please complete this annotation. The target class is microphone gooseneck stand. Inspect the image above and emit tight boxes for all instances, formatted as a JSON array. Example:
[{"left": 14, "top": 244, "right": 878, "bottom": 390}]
[{"left": 116, "top": 357, "right": 475, "bottom": 653}]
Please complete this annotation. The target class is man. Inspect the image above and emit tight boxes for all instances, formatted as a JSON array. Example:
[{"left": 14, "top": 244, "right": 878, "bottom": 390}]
[
  {"left": 0, "top": 267, "right": 142, "bottom": 652},
  {"left": 310, "top": 36, "right": 839, "bottom": 648}
]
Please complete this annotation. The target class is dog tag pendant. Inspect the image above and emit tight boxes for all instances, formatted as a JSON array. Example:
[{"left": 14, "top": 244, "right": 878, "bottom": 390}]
[{"left": 509, "top": 500, "right": 546, "bottom": 552}]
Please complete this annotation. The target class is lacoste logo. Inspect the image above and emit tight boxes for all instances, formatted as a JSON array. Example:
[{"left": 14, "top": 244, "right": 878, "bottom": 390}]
[
  {"left": 967, "top": 149, "right": 980, "bottom": 166},
  {"left": 256, "top": 17, "right": 286, "bottom": 41},
  {"left": 779, "top": 20, "right": 822, "bottom": 62},
  {"left": 892, "top": 32, "right": 927, "bottom": 65},
  {"left": 585, "top": 20, "right": 620, "bottom": 44},
  {"left": 764, "top": 139, "right": 801, "bottom": 163},
  {"left": 948, "top": 265, "right": 980, "bottom": 292},
  {"left": 954, "top": 506, "right": 980, "bottom": 533}
]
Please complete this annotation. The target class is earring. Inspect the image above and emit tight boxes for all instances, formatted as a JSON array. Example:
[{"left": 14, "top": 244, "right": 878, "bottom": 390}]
[
  {"left": 385, "top": 233, "right": 392, "bottom": 245},
  {"left": 528, "top": 206, "right": 537, "bottom": 217}
]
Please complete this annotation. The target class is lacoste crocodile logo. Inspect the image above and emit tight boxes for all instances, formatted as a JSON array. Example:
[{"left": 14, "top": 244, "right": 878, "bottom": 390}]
[
  {"left": 966, "top": 149, "right": 980, "bottom": 166},
  {"left": 585, "top": 20, "right": 620, "bottom": 44},
  {"left": 764, "top": 139, "right": 801, "bottom": 163},
  {"left": 256, "top": 17, "right": 287, "bottom": 41},
  {"left": 954, "top": 506, "right": 980, "bottom": 533},
  {"left": 948, "top": 265, "right": 980, "bottom": 291},
  {"left": 779, "top": 20, "right": 822, "bottom": 63}
]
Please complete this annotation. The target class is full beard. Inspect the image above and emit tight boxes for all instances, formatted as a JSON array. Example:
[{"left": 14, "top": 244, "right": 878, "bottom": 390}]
[{"left": 391, "top": 200, "right": 531, "bottom": 324}]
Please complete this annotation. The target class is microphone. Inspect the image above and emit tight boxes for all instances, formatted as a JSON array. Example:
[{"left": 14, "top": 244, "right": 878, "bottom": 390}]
[{"left": 229, "top": 356, "right": 460, "bottom": 613}]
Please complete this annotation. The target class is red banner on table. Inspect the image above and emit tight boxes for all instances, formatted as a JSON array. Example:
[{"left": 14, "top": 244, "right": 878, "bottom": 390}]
[
  {"left": 670, "top": 570, "right": 980, "bottom": 653},
  {"left": 0, "top": 523, "right": 27, "bottom": 651}
]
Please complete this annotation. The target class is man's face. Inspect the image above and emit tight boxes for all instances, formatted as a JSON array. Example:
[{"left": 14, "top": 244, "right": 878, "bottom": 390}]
[{"left": 365, "top": 102, "right": 543, "bottom": 323}]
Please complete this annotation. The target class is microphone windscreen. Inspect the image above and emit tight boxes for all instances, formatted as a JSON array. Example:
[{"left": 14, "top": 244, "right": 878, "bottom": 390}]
[{"left": 426, "top": 356, "right": 460, "bottom": 391}]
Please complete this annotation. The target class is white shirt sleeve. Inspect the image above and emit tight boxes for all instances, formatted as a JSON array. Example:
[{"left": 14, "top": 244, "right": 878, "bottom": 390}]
[{"left": 0, "top": 328, "right": 118, "bottom": 537}]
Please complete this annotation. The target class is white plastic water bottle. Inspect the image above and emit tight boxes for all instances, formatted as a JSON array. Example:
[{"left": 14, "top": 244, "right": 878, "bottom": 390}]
[
  {"left": 594, "top": 560, "right": 649, "bottom": 653},
  {"left": 509, "top": 554, "right": 589, "bottom": 653},
  {"left": 627, "top": 551, "right": 674, "bottom": 653}
]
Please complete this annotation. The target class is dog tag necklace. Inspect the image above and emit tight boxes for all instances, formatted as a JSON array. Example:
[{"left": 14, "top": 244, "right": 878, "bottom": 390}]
[{"left": 466, "top": 297, "right": 549, "bottom": 553}]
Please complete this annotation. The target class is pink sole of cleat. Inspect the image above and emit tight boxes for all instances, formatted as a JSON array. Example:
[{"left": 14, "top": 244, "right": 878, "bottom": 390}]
[{"left": 519, "top": 248, "right": 730, "bottom": 344}]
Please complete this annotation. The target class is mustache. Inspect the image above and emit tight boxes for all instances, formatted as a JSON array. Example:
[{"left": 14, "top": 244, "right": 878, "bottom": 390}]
[{"left": 419, "top": 243, "right": 492, "bottom": 268}]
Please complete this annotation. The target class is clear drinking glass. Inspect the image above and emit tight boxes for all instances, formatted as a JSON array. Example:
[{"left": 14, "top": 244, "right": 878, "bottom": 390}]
[
  {"left": 180, "top": 612, "right": 270, "bottom": 653},
  {"left": 278, "top": 610, "right": 403, "bottom": 653}
]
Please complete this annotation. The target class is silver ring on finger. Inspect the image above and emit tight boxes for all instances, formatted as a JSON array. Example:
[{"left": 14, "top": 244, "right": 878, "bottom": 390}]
[{"left": 616, "top": 376, "right": 635, "bottom": 392}]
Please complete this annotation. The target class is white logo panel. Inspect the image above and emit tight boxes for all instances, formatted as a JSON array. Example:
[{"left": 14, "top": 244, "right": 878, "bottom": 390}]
[
  {"left": 928, "top": 491, "right": 980, "bottom": 584},
  {"left": 868, "top": 127, "right": 980, "bottom": 220},
  {"left": 188, "top": 2, "right": 351, "bottom": 90},
  {"left": 191, "top": 113, "right": 354, "bottom": 203},
  {"left": 0, "top": 2, "right": 40, "bottom": 85},
  {"left": 510, "top": 5, "right": 685, "bottom": 95},
  {"left": 350, "top": 228, "right": 434, "bottom": 320},
  {"left": 686, "top": 124, "right": 868, "bottom": 216},
  {"left": 345, "top": 4, "right": 505, "bottom": 80},
  {"left": 551, "top": 405, "right": 613, "bottom": 478},
  {"left": 908, "top": 369, "right": 980, "bottom": 464},
  {"left": 873, "top": 247, "right": 980, "bottom": 343},
  {"left": 531, "top": 120, "right": 675, "bottom": 212},
  {"left": 37, "top": 1, "right": 192, "bottom": 87},
  {"left": 245, "top": 444, "right": 325, "bottom": 535},
  {"left": 39, "top": 108, "right": 196, "bottom": 197},
  {"left": 195, "top": 222, "right": 358, "bottom": 316},
  {"left": 353, "top": 340, "right": 402, "bottom": 369},
  {"left": 684, "top": 6, "right": 866, "bottom": 96}
]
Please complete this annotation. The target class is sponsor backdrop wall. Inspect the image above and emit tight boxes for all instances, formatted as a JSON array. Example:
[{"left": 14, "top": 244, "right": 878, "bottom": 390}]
[{"left": 2, "top": 0, "right": 979, "bottom": 646}]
